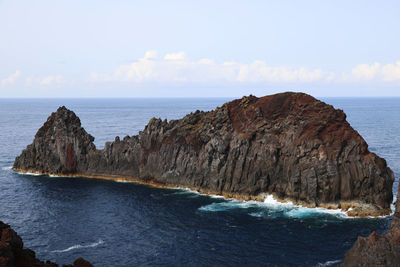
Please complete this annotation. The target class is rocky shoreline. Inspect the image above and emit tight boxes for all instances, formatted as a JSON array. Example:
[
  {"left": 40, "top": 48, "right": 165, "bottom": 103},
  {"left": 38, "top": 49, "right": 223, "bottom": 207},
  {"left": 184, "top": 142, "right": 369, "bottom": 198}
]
[
  {"left": 14, "top": 168, "right": 392, "bottom": 218},
  {"left": 0, "top": 221, "right": 92, "bottom": 267},
  {"left": 341, "top": 183, "right": 400, "bottom": 266},
  {"left": 13, "top": 92, "right": 394, "bottom": 217}
]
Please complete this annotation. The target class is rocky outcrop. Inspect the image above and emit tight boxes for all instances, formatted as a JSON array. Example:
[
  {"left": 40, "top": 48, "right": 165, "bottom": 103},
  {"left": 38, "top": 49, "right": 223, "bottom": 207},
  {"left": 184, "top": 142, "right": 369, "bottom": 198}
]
[
  {"left": 13, "top": 92, "right": 394, "bottom": 216},
  {"left": 0, "top": 221, "right": 93, "bottom": 267},
  {"left": 341, "top": 186, "right": 400, "bottom": 266}
]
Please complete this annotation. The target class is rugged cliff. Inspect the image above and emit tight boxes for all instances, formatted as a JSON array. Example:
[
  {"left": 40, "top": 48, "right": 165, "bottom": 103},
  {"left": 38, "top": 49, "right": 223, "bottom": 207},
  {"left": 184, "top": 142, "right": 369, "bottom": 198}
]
[
  {"left": 13, "top": 92, "right": 394, "bottom": 216},
  {"left": 341, "top": 185, "right": 400, "bottom": 266},
  {"left": 0, "top": 221, "right": 92, "bottom": 267}
]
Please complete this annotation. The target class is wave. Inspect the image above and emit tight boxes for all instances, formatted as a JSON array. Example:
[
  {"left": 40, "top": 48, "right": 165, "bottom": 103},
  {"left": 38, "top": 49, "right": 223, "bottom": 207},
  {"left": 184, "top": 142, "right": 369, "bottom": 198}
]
[
  {"left": 51, "top": 239, "right": 104, "bottom": 253},
  {"left": 17, "top": 171, "right": 42, "bottom": 176},
  {"left": 114, "top": 178, "right": 135, "bottom": 183},
  {"left": 198, "top": 194, "right": 372, "bottom": 219},
  {"left": 1, "top": 166, "right": 12, "bottom": 171},
  {"left": 175, "top": 188, "right": 225, "bottom": 199},
  {"left": 199, "top": 199, "right": 263, "bottom": 212},
  {"left": 316, "top": 259, "right": 342, "bottom": 266}
]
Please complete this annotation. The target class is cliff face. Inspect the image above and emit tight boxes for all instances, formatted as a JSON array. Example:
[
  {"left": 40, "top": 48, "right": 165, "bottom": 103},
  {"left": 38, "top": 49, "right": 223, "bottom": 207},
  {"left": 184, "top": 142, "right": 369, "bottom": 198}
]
[
  {"left": 13, "top": 92, "right": 394, "bottom": 216},
  {"left": 0, "top": 221, "right": 92, "bottom": 267},
  {"left": 341, "top": 185, "right": 400, "bottom": 266}
]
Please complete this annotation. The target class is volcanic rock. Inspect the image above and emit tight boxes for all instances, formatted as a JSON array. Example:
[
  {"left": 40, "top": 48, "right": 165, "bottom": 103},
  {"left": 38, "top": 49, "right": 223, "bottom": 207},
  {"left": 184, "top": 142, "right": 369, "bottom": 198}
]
[
  {"left": 0, "top": 221, "right": 93, "bottom": 267},
  {"left": 13, "top": 92, "right": 395, "bottom": 216},
  {"left": 341, "top": 184, "right": 400, "bottom": 266}
]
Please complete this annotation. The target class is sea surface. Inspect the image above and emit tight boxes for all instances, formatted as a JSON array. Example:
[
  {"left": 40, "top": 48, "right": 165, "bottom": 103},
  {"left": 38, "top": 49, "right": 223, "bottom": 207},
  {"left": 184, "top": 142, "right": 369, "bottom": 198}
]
[{"left": 0, "top": 97, "right": 399, "bottom": 267}]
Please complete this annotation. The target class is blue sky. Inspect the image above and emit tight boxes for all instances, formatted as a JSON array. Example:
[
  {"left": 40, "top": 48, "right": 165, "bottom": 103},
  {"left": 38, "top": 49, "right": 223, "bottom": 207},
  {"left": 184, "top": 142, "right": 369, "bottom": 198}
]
[{"left": 1, "top": 0, "right": 399, "bottom": 97}]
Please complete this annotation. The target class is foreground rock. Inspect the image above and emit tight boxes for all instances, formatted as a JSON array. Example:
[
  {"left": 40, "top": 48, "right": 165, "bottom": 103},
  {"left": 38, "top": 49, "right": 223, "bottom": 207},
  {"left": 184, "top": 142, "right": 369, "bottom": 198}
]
[
  {"left": 341, "top": 186, "right": 400, "bottom": 266},
  {"left": 13, "top": 92, "right": 394, "bottom": 216},
  {"left": 0, "top": 221, "right": 93, "bottom": 267}
]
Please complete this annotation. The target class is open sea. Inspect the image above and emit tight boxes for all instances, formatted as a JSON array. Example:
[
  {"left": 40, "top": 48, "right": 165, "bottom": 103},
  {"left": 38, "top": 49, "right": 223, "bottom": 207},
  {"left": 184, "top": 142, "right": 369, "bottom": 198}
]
[{"left": 0, "top": 97, "right": 399, "bottom": 266}]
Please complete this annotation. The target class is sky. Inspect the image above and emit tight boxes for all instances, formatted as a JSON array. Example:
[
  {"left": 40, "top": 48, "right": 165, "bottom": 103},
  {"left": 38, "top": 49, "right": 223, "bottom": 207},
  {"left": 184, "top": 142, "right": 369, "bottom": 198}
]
[{"left": 0, "top": 0, "right": 399, "bottom": 98}]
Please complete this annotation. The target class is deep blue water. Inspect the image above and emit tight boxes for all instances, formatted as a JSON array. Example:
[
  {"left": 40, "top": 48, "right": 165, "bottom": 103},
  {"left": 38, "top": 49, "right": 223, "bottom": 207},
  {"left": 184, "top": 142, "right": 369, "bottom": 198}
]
[{"left": 0, "top": 97, "right": 399, "bottom": 267}]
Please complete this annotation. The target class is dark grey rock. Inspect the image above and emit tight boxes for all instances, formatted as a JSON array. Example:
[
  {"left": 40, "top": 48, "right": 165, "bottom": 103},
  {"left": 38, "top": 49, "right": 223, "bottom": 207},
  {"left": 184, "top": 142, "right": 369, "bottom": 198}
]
[{"left": 13, "top": 92, "right": 395, "bottom": 216}]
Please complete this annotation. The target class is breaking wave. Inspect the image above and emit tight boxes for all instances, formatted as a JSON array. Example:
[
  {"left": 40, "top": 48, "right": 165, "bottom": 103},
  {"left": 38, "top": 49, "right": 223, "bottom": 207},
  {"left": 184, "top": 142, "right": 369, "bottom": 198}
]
[
  {"left": 315, "top": 259, "right": 342, "bottom": 266},
  {"left": 51, "top": 239, "right": 104, "bottom": 253},
  {"left": 199, "top": 194, "right": 353, "bottom": 219},
  {"left": 17, "top": 171, "right": 42, "bottom": 176}
]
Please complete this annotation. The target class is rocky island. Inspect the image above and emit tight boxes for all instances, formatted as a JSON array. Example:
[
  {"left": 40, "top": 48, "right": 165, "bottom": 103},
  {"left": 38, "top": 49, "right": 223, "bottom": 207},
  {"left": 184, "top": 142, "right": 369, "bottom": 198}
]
[{"left": 13, "top": 92, "right": 394, "bottom": 217}]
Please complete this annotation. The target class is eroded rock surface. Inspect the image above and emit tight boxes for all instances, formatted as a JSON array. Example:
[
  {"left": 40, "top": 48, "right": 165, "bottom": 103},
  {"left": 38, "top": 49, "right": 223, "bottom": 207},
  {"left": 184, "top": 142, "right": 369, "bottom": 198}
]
[
  {"left": 13, "top": 92, "right": 394, "bottom": 216},
  {"left": 0, "top": 221, "right": 93, "bottom": 267},
  {"left": 341, "top": 185, "right": 400, "bottom": 266}
]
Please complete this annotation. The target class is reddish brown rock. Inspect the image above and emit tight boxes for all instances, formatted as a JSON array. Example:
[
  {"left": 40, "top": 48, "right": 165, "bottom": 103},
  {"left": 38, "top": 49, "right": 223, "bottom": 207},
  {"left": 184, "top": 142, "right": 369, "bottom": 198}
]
[
  {"left": 341, "top": 185, "right": 400, "bottom": 266},
  {"left": 72, "top": 258, "right": 93, "bottom": 267},
  {"left": 0, "top": 221, "right": 92, "bottom": 267},
  {"left": 13, "top": 92, "right": 394, "bottom": 216}
]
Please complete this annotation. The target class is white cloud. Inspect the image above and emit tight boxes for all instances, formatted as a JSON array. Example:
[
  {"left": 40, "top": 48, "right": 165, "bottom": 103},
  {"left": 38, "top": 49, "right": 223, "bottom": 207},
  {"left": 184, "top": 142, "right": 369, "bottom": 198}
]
[
  {"left": 1, "top": 70, "right": 21, "bottom": 87},
  {"left": 164, "top": 51, "right": 186, "bottom": 61},
  {"left": 89, "top": 51, "right": 400, "bottom": 87},
  {"left": 381, "top": 61, "right": 400, "bottom": 81},
  {"left": 350, "top": 62, "right": 400, "bottom": 83},
  {"left": 351, "top": 63, "right": 380, "bottom": 80},
  {"left": 91, "top": 51, "right": 328, "bottom": 84},
  {"left": 25, "top": 75, "right": 64, "bottom": 87},
  {"left": 40, "top": 75, "right": 64, "bottom": 86},
  {"left": 237, "top": 61, "right": 325, "bottom": 83},
  {"left": 143, "top": 50, "right": 158, "bottom": 60}
]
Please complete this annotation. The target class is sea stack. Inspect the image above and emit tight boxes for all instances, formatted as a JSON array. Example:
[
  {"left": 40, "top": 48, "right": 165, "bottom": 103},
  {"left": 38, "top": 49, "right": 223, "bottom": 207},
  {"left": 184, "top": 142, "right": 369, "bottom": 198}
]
[{"left": 13, "top": 92, "right": 394, "bottom": 216}]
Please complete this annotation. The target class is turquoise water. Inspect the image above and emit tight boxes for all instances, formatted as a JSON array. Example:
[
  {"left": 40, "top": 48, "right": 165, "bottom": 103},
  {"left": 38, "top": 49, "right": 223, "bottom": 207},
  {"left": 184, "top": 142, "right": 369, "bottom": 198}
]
[{"left": 0, "top": 97, "right": 399, "bottom": 266}]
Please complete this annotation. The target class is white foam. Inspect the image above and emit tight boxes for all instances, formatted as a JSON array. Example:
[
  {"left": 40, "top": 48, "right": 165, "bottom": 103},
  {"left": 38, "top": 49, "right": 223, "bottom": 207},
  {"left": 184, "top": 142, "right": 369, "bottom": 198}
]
[
  {"left": 48, "top": 174, "right": 68, "bottom": 178},
  {"left": 51, "top": 239, "right": 104, "bottom": 253},
  {"left": 285, "top": 206, "right": 349, "bottom": 219},
  {"left": 199, "top": 200, "right": 260, "bottom": 212},
  {"left": 19, "top": 171, "right": 42, "bottom": 176},
  {"left": 176, "top": 187, "right": 225, "bottom": 199},
  {"left": 1, "top": 166, "right": 12, "bottom": 171},
  {"left": 198, "top": 194, "right": 358, "bottom": 219},
  {"left": 114, "top": 179, "right": 135, "bottom": 183},
  {"left": 316, "top": 259, "right": 341, "bottom": 266},
  {"left": 262, "top": 194, "right": 350, "bottom": 218},
  {"left": 198, "top": 193, "right": 398, "bottom": 219}
]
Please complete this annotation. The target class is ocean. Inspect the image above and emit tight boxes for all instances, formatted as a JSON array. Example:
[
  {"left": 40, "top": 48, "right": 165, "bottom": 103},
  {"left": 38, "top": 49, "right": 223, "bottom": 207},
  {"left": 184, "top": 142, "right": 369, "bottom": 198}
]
[{"left": 0, "top": 97, "right": 399, "bottom": 266}]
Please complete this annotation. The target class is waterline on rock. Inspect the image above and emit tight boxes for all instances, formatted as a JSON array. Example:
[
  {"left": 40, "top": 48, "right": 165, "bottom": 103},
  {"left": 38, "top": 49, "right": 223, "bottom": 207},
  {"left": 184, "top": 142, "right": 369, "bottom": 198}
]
[{"left": 198, "top": 194, "right": 392, "bottom": 219}]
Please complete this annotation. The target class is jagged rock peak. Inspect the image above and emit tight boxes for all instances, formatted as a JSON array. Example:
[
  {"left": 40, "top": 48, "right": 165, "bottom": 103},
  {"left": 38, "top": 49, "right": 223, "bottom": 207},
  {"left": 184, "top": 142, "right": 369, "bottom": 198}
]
[
  {"left": 35, "top": 106, "right": 86, "bottom": 137},
  {"left": 13, "top": 106, "right": 96, "bottom": 174}
]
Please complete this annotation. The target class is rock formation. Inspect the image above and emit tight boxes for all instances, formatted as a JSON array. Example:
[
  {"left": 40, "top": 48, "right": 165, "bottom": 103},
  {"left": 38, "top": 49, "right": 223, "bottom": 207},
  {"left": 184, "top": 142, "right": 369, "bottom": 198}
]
[
  {"left": 0, "top": 221, "right": 93, "bottom": 267},
  {"left": 341, "top": 185, "right": 400, "bottom": 266},
  {"left": 13, "top": 92, "right": 394, "bottom": 216}
]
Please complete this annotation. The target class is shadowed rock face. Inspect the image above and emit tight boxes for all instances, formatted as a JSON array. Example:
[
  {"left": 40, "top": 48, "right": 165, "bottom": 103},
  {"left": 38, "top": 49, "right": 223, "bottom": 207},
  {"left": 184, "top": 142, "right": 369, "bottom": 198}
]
[
  {"left": 0, "top": 221, "right": 93, "bottom": 267},
  {"left": 13, "top": 92, "right": 394, "bottom": 216},
  {"left": 341, "top": 185, "right": 400, "bottom": 266}
]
